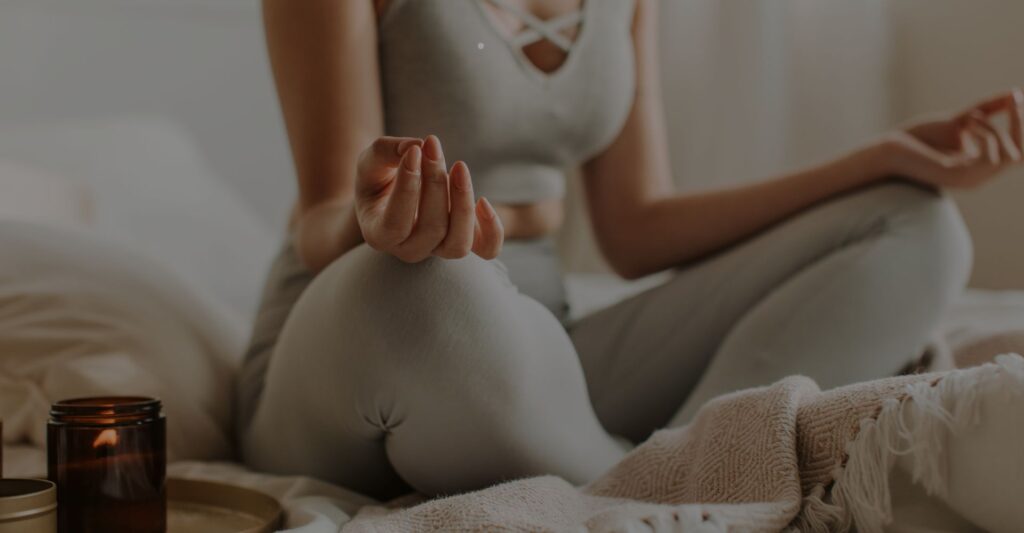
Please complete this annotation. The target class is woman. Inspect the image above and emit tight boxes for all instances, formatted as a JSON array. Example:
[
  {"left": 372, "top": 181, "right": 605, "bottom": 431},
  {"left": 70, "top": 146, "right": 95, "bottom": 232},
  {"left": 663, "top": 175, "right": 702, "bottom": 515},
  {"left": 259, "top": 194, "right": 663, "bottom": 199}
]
[{"left": 237, "top": 0, "right": 1024, "bottom": 499}]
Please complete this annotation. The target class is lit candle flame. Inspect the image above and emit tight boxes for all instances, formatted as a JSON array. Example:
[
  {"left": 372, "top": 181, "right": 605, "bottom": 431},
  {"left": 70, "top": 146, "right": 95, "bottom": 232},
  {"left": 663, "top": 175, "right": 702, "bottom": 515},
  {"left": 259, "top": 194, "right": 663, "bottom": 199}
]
[{"left": 92, "top": 428, "right": 119, "bottom": 448}]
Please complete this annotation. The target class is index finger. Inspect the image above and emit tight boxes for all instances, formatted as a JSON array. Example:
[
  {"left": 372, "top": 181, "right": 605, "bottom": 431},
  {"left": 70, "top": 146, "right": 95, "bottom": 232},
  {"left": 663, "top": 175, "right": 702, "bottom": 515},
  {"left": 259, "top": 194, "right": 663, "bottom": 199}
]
[
  {"left": 1014, "top": 88, "right": 1024, "bottom": 153},
  {"left": 976, "top": 92, "right": 1016, "bottom": 115},
  {"left": 358, "top": 136, "right": 423, "bottom": 172},
  {"left": 976, "top": 89, "right": 1023, "bottom": 153}
]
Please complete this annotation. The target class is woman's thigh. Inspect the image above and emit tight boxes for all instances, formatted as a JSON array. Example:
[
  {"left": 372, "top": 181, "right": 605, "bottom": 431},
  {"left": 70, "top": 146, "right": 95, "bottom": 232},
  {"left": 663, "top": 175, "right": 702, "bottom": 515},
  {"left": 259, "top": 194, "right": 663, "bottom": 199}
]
[
  {"left": 241, "top": 244, "right": 624, "bottom": 498},
  {"left": 570, "top": 182, "right": 971, "bottom": 441}
]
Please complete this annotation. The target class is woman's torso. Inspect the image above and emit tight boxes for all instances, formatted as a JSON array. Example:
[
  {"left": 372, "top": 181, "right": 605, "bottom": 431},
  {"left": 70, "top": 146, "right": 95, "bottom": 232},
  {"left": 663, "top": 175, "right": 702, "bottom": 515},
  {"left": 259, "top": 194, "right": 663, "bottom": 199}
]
[{"left": 377, "top": 0, "right": 636, "bottom": 318}]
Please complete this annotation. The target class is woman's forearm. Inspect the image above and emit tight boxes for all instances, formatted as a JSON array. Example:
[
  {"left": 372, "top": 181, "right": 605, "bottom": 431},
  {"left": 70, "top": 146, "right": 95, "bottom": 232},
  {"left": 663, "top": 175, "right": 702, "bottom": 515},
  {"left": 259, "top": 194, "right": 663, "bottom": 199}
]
[
  {"left": 264, "top": 0, "right": 383, "bottom": 270},
  {"left": 611, "top": 142, "right": 891, "bottom": 278},
  {"left": 263, "top": 0, "right": 384, "bottom": 211},
  {"left": 583, "top": 0, "right": 894, "bottom": 279}
]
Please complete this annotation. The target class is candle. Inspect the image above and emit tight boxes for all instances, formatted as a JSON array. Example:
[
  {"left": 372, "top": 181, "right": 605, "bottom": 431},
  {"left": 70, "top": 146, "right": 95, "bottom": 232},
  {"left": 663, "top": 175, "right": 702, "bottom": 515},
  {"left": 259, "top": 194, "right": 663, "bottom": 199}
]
[{"left": 47, "top": 397, "right": 166, "bottom": 533}]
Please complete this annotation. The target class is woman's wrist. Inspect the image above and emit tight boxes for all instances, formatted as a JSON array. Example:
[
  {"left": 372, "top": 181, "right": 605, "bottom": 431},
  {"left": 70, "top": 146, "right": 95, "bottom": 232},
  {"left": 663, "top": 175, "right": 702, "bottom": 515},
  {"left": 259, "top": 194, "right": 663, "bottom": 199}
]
[
  {"left": 338, "top": 200, "right": 366, "bottom": 252},
  {"left": 292, "top": 197, "right": 364, "bottom": 271},
  {"left": 860, "top": 134, "right": 909, "bottom": 180},
  {"left": 846, "top": 137, "right": 900, "bottom": 186}
]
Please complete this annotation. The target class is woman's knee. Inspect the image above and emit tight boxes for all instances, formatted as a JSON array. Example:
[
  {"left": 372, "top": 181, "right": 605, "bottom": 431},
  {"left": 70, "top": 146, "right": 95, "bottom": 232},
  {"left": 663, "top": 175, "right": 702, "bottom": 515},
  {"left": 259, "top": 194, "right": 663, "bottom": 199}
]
[
  {"left": 855, "top": 182, "right": 973, "bottom": 289},
  {"left": 311, "top": 245, "right": 530, "bottom": 382},
  {"left": 319, "top": 244, "right": 506, "bottom": 327},
  {"left": 255, "top": 246, "right": 529, "bottom": 451}
]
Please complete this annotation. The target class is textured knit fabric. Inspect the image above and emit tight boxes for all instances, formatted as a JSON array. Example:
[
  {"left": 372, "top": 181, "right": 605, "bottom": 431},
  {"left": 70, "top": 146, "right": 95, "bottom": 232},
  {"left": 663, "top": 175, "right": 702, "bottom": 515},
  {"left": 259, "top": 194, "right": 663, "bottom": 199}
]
[{"left": 339, "top": 355, "right": 1024, "bottom": 532}]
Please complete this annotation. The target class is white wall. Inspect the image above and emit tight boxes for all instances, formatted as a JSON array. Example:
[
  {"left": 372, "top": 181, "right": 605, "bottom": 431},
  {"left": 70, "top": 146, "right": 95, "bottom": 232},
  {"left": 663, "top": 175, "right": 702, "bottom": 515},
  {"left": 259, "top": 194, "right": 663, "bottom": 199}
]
[
  {"left": 0, "top": 0, "right": 294, "bottom": 229},
  {"left": 889, "top": 1, "right": 1024, "bottom": 289},
  {"left": 570, "top": 0, "right": 1024, "bottom": 287},
  {"left": 563, "top": 0, "right": 893, "bottom": 272},
  {"left": 659, "top": 0, "right": 891, "bottom": 191}
]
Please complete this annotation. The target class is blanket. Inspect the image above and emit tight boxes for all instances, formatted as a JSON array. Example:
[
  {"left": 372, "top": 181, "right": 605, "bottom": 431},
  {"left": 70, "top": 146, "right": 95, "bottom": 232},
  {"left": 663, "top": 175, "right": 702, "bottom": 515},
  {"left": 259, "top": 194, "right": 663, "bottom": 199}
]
[{"left": 343, "top": 355, "right": 1024, "bottom": 533}]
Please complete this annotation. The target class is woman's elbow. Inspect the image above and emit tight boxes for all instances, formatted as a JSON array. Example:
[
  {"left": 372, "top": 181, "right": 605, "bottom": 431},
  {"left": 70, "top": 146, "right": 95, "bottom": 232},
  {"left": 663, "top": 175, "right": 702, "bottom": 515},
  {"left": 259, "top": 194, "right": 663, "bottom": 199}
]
[
  {"left": 594, "top": 217, "right": 662, "bottom": 280},
  {"left": 602, "top": 241, "right": 658, "bottom": 280},
  {"left": 611, "top": 262, "right": 651, "bottom": 281}
]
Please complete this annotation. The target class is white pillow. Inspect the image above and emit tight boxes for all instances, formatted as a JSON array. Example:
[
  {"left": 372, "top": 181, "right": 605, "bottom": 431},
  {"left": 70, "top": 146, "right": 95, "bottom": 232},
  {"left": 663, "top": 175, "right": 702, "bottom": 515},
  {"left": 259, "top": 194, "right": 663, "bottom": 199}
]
[
  {"left": 0, "top": 220, "right": 243, "bottom": 461},
  {"left": 0, "top": 116, "right": 280, "bottom": 322},
  {"left": 0, "top": 159, "right": 92, "bottom": 228}
]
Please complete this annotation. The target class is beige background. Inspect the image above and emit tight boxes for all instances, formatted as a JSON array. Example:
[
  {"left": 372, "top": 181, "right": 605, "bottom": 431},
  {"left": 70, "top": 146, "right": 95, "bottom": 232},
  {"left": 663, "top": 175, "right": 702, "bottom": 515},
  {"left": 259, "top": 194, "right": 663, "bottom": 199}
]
[
  {"left": 889, "top": 1, "right": 1024, "bottom": 289},
  {"left": 567, "top": 1, "right": 1024, "bottom": 289}
]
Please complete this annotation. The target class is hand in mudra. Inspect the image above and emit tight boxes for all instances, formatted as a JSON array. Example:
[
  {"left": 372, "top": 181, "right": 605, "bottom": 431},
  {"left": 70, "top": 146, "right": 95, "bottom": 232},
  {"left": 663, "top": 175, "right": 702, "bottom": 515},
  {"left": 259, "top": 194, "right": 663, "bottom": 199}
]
[
  {"left": 355, "top": 135, "right": 504, "bottom": 263},
  {"left": 885, "top": 88, "right": 1024, "bottom": 189}
]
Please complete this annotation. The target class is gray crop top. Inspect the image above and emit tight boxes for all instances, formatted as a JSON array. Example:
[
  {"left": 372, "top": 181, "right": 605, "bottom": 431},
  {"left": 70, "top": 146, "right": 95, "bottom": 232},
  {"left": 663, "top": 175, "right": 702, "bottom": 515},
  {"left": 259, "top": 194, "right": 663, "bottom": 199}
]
[{"left": 378, "top": 0, "right": 636, "bottom": 204}]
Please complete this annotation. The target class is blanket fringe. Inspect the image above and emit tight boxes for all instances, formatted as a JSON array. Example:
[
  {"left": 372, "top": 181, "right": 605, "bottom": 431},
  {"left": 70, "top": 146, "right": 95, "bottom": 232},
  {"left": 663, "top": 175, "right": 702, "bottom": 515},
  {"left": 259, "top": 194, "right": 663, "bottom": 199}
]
[{"left": 792, "top": 354, "right": 1024, "bottom": 533}]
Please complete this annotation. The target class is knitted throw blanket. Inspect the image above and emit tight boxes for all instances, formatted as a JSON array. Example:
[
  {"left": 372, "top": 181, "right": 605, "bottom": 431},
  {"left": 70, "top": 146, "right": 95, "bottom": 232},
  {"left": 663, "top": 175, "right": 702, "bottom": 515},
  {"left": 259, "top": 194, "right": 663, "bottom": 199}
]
[{"left": 344, "top": 355, "right": 1024, "bottom": 532}]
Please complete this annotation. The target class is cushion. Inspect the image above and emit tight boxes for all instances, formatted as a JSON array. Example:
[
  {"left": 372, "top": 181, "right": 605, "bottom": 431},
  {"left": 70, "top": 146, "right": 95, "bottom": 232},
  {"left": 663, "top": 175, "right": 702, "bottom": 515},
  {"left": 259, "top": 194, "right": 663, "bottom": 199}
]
[
  {"left": 0, "top": 159, "right": 92, "bottom": 228},
  {"left": 0, "top": 116, "right": 280, "bottom": 321}
]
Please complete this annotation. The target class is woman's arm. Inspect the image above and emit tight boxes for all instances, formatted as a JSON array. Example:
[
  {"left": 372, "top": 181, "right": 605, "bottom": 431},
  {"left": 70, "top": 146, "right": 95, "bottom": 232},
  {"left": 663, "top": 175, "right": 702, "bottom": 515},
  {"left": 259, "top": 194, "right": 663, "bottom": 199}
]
[
  {"left": 264, "top": 0, "right": 381, "bottom": 269},
  {"left": 583, "top": 0, "right": 1024, "bottom": 279},
  {"left": 265, "top": 0, "right": 383, "bottom": 210},
  {"left": 264, "top": 0, "right": 502, "bottom": 271}
]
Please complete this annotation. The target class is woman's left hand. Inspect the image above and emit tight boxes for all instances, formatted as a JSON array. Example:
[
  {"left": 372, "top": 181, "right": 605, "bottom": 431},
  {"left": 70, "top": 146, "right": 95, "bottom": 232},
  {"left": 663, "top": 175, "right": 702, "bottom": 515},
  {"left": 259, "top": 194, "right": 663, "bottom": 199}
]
[{"left": 879, "top": 88, "right": 1024, "bottom": 189}]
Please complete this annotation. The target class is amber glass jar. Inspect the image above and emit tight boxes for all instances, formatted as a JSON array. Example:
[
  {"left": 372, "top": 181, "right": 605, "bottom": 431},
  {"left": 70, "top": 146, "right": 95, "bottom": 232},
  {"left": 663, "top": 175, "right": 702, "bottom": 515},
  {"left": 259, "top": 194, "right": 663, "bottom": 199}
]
[{"left": 47, "top": 397, "right": 166, "bottom": 533}]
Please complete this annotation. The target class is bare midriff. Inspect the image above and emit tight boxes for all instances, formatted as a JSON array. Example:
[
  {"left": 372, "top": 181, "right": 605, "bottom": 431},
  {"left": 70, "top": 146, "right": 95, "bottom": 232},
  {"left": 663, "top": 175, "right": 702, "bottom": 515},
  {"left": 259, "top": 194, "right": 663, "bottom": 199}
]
[{"left": 492, "top": 199, "right": 565, "bottom": 239}]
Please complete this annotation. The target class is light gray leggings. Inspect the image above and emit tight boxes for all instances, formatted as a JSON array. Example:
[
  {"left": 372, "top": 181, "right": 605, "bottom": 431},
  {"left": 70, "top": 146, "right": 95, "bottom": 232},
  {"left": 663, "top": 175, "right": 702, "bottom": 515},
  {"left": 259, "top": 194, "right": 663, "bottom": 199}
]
[{"left": 237, "top": 182, "right": 971, "bottom": 499}]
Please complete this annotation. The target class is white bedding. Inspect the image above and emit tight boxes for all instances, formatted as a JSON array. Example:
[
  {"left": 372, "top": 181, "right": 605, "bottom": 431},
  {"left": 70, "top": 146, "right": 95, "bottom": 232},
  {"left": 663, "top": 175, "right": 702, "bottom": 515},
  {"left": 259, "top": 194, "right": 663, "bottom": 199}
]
[
  {"left": 4, "top": 285, "right": 1024, "bottom": 532},
  {"left": 0, "top": 116, "right": 280, "bottom": 323},
  {"left": 0, "top": 221, "right": 240, "bottom": 460}
]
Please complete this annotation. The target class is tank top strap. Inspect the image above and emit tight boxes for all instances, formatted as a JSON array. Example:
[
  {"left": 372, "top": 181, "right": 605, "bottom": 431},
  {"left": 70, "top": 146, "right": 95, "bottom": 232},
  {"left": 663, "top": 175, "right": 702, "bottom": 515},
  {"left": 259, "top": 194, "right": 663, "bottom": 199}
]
[{"left": 483, "top": 0, "right": 584, "bottom": 52}]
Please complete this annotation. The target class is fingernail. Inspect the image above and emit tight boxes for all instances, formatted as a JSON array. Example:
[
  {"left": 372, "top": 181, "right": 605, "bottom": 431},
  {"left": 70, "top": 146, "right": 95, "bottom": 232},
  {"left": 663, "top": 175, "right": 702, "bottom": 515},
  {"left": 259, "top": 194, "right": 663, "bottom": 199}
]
[
  {"left": 402, "top": 145, "right": 421, "bottom": 171},
  {"left": 423, "top": 135, "right": 442, "bottom": 161},
  {"left": 397, "top": 139, "right": 420, "bottom": 155},
  {"left": 478, "top": 197, "right": 497, "bottom": 220},
  {"left": 451, "top": 162, "right": 471, "bottom": 191}
]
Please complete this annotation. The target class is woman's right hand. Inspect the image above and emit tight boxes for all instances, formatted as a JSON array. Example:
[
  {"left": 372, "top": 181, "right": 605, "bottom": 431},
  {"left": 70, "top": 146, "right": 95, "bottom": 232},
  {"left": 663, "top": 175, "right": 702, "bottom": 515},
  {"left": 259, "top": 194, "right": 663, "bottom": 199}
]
[
  {"left": 880, "top": 89, "right": 1024, "bottom": 189},
  {"left": 354, "top": 135, "right": 504, "bottom": 263}
]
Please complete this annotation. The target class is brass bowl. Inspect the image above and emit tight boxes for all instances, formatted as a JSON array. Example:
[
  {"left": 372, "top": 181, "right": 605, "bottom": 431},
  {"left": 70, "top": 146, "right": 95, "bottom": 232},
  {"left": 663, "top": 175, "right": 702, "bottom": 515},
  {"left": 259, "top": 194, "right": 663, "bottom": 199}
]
[
  {"left": 0, "top": 479, "right": 57, "bottom": 533},
  {"left": 168, "top": 478, "right": 284, "bottom": 533}
]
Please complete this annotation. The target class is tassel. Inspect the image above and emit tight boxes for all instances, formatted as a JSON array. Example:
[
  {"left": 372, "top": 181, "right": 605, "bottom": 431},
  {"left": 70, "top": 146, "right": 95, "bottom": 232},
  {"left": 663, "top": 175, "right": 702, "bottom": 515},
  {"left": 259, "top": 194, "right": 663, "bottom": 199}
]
[{"left": 793, "top": 353, "right": 1024, "bottom": 533}]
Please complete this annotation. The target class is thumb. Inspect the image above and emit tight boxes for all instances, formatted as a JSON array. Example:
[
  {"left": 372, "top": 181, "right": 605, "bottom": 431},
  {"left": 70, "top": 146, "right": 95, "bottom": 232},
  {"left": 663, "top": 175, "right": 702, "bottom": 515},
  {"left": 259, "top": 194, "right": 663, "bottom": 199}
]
[{"left": 902, "top": 133, "right": 972, "bottom": 172}]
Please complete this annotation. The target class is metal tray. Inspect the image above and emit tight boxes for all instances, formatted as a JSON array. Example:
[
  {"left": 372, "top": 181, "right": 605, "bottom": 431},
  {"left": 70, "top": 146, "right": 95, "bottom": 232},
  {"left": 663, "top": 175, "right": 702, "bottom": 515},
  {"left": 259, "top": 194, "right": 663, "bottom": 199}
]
[{"left": 168, "top": 478, "right": 284, "bottom": 533}]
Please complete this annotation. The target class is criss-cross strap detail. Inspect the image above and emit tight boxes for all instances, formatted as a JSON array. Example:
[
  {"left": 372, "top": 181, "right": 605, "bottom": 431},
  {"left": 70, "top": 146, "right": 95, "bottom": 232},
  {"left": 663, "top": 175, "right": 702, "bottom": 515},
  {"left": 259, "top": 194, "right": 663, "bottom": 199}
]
[{"left": 485, "top": 0, "right": 583, "bottom": 52}]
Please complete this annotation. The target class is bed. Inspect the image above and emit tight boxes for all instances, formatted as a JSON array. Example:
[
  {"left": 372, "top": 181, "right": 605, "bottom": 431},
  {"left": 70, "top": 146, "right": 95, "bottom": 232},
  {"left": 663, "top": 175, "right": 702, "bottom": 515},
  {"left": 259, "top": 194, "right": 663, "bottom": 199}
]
[{"left": 1, "top": 117, "right": 1023, "bottom": 532}]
